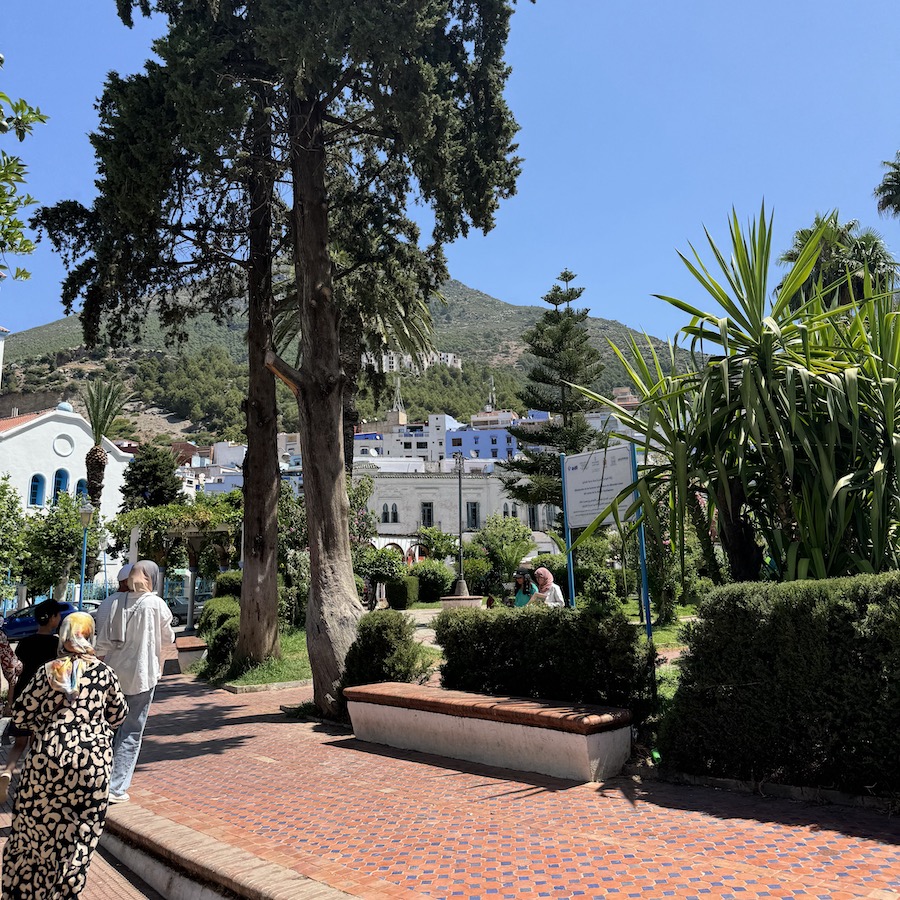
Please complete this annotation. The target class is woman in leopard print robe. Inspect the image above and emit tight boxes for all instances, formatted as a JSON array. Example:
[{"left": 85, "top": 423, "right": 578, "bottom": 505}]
[{"left": 2, "top": 612, "right": 127, "bottom": 899}]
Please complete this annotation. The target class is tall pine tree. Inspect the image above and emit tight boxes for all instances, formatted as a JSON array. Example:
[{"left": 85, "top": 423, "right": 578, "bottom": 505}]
[{"left": 501, "top": 270, "right": 604, "bottom": 511}]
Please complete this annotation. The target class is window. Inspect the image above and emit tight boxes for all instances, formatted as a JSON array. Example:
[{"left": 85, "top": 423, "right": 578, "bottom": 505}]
[
  {"left": 512, "top": 503, "right": 518, "bottom": 519},
  {"left": 52, "top": 469, "right": 69, "bottom": 501},
  {"left": 491, "top": 450, "right": 498, "bottom": 458},
  {"left": 381, "top": 503, "right": 390, "bottom": 524},
  {"left": 466, "top": 501, "right": 480, "bottom": 530},
  {"left": 473, "top": 436, "right": 479, "bottom": 444},
  {"left": 29, "top": 475, "right": 46, "bottom": 507},
  {"left": 391, "top": 503, "right": 399, "bottom": 524},
  {"left": 403, "top": 442, "right": 412, "bottom": 450},
  {"left": 503, "top": 502, "right": 509, "bottom": 517},
  {"left": 75, "top": 479, "right": 89, "bottom": 500},
  {"left": 491, "top": 437, "right": 497, "bottom": 445},
  {"left": 416, "top": 441, "right": 427, "bottom": 449},
  {"left": 451, "top": 438, "right": 462, "bottom": 447},
  {"left": 421, "top": 502, "right": 434, "bottom": 528}
]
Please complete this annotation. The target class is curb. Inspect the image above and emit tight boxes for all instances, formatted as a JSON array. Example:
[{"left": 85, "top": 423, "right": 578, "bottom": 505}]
[
  {"left": 623, "top": 764, "right": 899, "bottom": 813},
  {"left": 221, "top": 679, "right": 313, "bottom": 694},
  {"left": 104, "top": 803, "right": 352, "bottom": 899}
]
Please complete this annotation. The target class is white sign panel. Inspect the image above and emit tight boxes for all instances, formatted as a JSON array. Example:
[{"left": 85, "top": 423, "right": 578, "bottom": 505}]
[{"left": 563, "top": 442, "right": 634, "bottom": 529}]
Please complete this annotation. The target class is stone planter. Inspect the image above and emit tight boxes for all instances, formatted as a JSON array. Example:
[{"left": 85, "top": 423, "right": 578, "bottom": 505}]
[{"left": 440, "top": 595, "right": 484, "bottom": 609}]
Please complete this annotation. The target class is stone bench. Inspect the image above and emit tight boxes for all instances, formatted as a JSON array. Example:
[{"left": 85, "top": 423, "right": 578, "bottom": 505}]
[
  {"left": 175, "top": 635, "right": 207, "bottom": 673},
  {"left": 343, "top": 682, "right": 632, "bottom": 783}
]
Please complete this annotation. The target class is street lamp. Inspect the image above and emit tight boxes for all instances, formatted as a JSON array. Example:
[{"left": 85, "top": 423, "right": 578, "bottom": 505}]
[
  {"left": 78, "top": 503, "right": 95, "bottom": 611},
  {"left": 452, "top": 452, "right": 469, "bottom": 596}
]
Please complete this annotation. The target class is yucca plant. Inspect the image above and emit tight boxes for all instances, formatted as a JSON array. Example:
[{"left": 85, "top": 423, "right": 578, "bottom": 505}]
[
  {"left": 573, "top": 204, "right": 900, "bottom": 582},
  {"left": 82, "top": 379, "right": 131, "bottom": 509}
]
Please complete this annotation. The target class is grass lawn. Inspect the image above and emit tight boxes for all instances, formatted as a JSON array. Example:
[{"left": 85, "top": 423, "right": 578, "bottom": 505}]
[
  {"left": 620, "top": 596, "right": 697, "bottom": 620},
  {"left": 216, "top": 629, "right": 313, "bottom": 686}
]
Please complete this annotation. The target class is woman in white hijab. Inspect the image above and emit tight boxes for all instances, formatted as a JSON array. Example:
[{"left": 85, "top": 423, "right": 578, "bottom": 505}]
[{"left": 95, "top": 559, "right": 175, "bottom": 804}]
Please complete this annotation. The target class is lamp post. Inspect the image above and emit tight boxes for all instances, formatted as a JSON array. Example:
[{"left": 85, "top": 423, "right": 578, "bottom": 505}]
[
  {"left": 78, "top": 503, "right": 95, "bottom": 611},
  {"left": 452, "top": 452, "right": 469, "bottom": 596}
]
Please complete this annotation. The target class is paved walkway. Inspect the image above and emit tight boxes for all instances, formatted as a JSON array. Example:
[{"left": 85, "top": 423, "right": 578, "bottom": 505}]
[{"left": 96, "top": 672, "right": 900, "bottom": 900}]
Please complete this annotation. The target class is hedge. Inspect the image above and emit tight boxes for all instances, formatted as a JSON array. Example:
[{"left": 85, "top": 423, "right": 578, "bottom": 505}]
[
  {"left": 410, "top": 559, "right": 454, "bottom": 603},
  {"left": 433, "top": 606, "right": 652, "bottom": 715},
  {"left": 214, "top": 570, "right": 243, "bottom": 598},
  {"left": 340, "top": 611, "right": 432, "bottom": 710},
  {"left": 386, "top": 576, "right": 418, "bottom": 610},
  {"left": 659, "top": 573, "right": 900, "bottom": 795},
  {"left": 197, "top": 595, "right": 241, "bottom": 638}
]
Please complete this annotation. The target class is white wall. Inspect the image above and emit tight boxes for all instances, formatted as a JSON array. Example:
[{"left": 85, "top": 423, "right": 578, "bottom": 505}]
[{"left": 0, "top": 408, "right": 130, "bottom": 523}]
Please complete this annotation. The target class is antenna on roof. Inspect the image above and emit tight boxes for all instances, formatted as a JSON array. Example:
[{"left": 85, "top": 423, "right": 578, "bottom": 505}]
[{"left": 392, "top": 376, "right": 405, "bottom": 414}]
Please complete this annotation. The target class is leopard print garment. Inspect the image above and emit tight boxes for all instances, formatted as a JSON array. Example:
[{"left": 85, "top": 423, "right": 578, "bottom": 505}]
[{"left": 2, "top": 660, "right": 127, "bottom": 899}]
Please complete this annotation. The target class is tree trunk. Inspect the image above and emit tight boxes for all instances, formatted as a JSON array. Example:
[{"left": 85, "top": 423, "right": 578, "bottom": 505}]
[
  {"left": 234, "top": 92, "right": 281, "bottom": 667},
  {"left": 715, "top": 481, "right": 763, "bottom": 582},
  {"left": 283, "top": 93, "right": 363, "bottom": 716}
]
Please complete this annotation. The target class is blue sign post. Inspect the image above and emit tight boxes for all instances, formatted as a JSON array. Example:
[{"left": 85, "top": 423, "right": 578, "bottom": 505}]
[
  {"left": 559, "top": 454, "right": 576, "bottom": 607},
  {"left": 630, "top": 444, "right": 652, "bottom": 641}
]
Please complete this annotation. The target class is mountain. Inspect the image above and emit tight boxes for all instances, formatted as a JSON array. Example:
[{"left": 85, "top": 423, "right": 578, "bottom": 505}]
[{"left": 1, "top": 279, "right": 689, "bottom": 436}]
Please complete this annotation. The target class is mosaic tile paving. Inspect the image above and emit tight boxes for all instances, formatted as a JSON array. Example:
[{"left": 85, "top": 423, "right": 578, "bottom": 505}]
[{"left": 130, "top": 675, "right": 899, "bottom": 899}]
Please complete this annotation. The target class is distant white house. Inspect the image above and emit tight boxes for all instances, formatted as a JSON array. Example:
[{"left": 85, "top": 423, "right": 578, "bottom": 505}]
[{"left": 0, "top": 402, "right": 131, "bottom": 521}]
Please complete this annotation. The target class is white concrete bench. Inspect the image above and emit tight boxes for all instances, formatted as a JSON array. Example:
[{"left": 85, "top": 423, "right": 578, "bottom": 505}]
[{"left": 343, "top": 682, "right": 632, "bottom": 783}]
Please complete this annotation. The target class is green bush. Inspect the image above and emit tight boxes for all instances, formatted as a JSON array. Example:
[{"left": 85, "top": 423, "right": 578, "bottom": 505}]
[
  {"left": 659, "top": 573, "right": 900, "bottom": 794},
  {"left": 341, "top": 611, "right": 432, "bottom": 700},
  {"left": 434, "top": 606, "right": 652, "bottom": 716},
  {"left": 461, "top": 556, "right": 493, "bottom": 595},
  {"left": 206, "top": 614, "right": 240, "bottom": 672},
  {"left": 385, "top": 576, "right": 418, "bottom": 610},
  {"left": 197, "top": 595, "right": 241, "bottom": 638},
  {"left": 214, "top": 570, "right": 243, "bottom": 598},
  {"left": 410, "top": 559, "right": 454, "bottom": 603}
]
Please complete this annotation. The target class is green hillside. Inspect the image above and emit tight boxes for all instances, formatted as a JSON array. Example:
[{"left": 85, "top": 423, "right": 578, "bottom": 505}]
[{"left": 3, "top": 279, "right": 689, "bottom": 436}]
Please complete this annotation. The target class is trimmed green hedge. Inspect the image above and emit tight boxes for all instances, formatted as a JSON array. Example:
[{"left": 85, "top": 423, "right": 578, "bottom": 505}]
[
  {"left": 197, "top": 595, "right": 241, "bottom": 638},
  {"left": 433, "top": 606, "right": 652, "bottom": 715},
  {"left": 410, "top": 559, "right": 454, "bottom": 603},
  {"left": 341, "top": 611, "right": 432, "bottom": 702},
  {"left": 386, "top": 576, "right": 419, "bottom": 610},
  {"left": 214, "top": 570, "right": 243, "bottom": 598},
  {"left": 207, "top": 614, "right": 240, "bottom": 671},
  {"left": 660, "top": 573, "right": 900, "bottom": 794}
]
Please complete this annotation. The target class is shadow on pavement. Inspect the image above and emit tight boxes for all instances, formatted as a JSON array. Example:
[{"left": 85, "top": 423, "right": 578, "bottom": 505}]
[
  {"left": 594, "top": 776, "right": 900, "bottom": 845},
  {"left": 328, "top": 736, "right": 584, "bottom": 798}
]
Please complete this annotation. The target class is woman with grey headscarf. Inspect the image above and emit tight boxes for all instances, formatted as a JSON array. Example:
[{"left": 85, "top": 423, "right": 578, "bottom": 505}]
[{"left": 94, "top": 559, "right": 175, "bottom": 803}]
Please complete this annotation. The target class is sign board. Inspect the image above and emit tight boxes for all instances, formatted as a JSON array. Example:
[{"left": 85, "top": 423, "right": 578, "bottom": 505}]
[{"left": 563, "top": 441, "right": 634, "bottom": 529}]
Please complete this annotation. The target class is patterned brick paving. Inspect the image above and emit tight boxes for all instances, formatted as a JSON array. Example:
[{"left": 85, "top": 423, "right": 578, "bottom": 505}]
[{"left": 120, "top": 674, "right": 899, "bottom": 900}]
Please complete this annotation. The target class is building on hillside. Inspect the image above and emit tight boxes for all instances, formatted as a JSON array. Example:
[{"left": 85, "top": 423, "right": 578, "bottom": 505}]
[
  {"left": 361, "top": 349, "right": 462, "bottom": 374},
  {"left": 0, "top": 402, "right": 130, "bottom": 521},
  {"left": 470, "top": 408, "right": 520, "bottom": 430},
  {"left": 211, "top": 441, "right": 247, "bottom": 468}
]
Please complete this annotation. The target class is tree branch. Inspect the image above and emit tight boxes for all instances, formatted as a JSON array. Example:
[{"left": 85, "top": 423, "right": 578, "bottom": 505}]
[{"left": 265, "top": 350, "right": 302, "bottom": 398}]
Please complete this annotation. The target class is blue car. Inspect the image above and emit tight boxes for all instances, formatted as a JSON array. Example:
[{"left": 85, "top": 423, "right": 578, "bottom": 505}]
[{"left": 1, "top": 602, "right": 77, "bottom": 640}]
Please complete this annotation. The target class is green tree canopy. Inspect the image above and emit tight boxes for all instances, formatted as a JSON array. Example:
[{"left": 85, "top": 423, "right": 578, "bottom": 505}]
[{"left": 120, "top": 445, "right": 186, "bottom": 512}]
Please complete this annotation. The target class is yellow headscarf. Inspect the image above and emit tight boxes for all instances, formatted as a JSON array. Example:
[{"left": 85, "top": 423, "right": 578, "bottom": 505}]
[{"left": 47, "top": 612, "right": 97, "bottom": 700}]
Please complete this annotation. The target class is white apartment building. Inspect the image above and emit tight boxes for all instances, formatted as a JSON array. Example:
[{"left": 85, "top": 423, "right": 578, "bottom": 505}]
[{"left": 361, "top": 349, "right": 462, "bottom": 374}]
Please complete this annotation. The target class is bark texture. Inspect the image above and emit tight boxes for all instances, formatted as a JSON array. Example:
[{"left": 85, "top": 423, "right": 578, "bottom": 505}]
[
  {"left": 716, "top": 481, "right": 764, "bottom": 582},
  {"left": 287, "top": 94, "right": 363, "bottom": 715},
  {"left": 234, "top": 95, "right": 281, "bottom": 666}
]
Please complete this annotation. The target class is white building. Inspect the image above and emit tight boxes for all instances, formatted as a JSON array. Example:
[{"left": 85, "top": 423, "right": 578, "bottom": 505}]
[
  {"left": 361, "top": 349, "right": 462, "bottom": 374},
  {"left": 377, "top": 413, "right": 463, "bottom": 463},
  {"left": 211, "top": 441, "right": 247, "bottom": 468},
  {"left": 0, "top": 402, "right": 131, "bottom": 522}
]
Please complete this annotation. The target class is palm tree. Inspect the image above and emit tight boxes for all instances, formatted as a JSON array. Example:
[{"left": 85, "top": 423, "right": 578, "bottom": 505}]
[
  {"left": 875, "top": 152, "right": 900, "bottom": 217},
  {"left": 778, "top": 212, "right": 897, "bottom": 307},
  {"left": 82, "top": 380, "right": 131, "bottom": 510}
]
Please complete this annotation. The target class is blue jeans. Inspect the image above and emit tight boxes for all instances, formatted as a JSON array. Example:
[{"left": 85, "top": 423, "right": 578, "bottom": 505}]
[{"left": 110, "top": 687, "right": 155, "bottom": 796}]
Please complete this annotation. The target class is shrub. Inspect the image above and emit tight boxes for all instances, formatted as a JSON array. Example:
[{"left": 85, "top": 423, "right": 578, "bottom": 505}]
[
  {"left": 461, "top": 556, "right": 493, "bottom": 595},
  {"left": 659, "top": 573, "right": 900, "bottom": 794},
  {"left": 410, "top": 559, "right": 454, "bottom": 603},
  {"left": 385, "top": 576, "right": 419, "bottom": 610},
  {"left": 341, "top": 611, "right": 432, "bottom": 699},
  {"left": 214, "top": 570, "right": 243, "bottom": 598},
  {"left": 434, "top": 606, "right": 652, "bottom": 716},
  {"left": 206, "top": 614, "right": 240, "bottom": 673},
  {"left": 279, "top": 549, "right": 309, "bottom": 629},
  {"left": 197, "top": 595, "right": 241, "bottom": 638}
]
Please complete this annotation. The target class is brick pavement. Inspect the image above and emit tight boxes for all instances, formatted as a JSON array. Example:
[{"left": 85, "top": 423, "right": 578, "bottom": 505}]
[{"left": 106, "top": 673, "right": 900, "bottom": 900}]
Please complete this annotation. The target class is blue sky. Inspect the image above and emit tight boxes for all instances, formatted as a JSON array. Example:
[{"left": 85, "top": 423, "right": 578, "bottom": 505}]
[{"left": 4, "top": 0, "right": 900, "bottom": 344}]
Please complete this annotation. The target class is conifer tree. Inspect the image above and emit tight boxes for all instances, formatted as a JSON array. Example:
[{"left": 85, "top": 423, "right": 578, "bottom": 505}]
[{"left": 501, "top": 270, "right": 604, "bottom": 511}]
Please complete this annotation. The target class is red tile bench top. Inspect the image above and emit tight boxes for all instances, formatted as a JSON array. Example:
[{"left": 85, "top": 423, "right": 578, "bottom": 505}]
[
  {"left": 175, "top": 635, "right": 207, "bottom": 652},
  {"left": 343, "top": 683, "right": 631, "bottom": 735}
]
